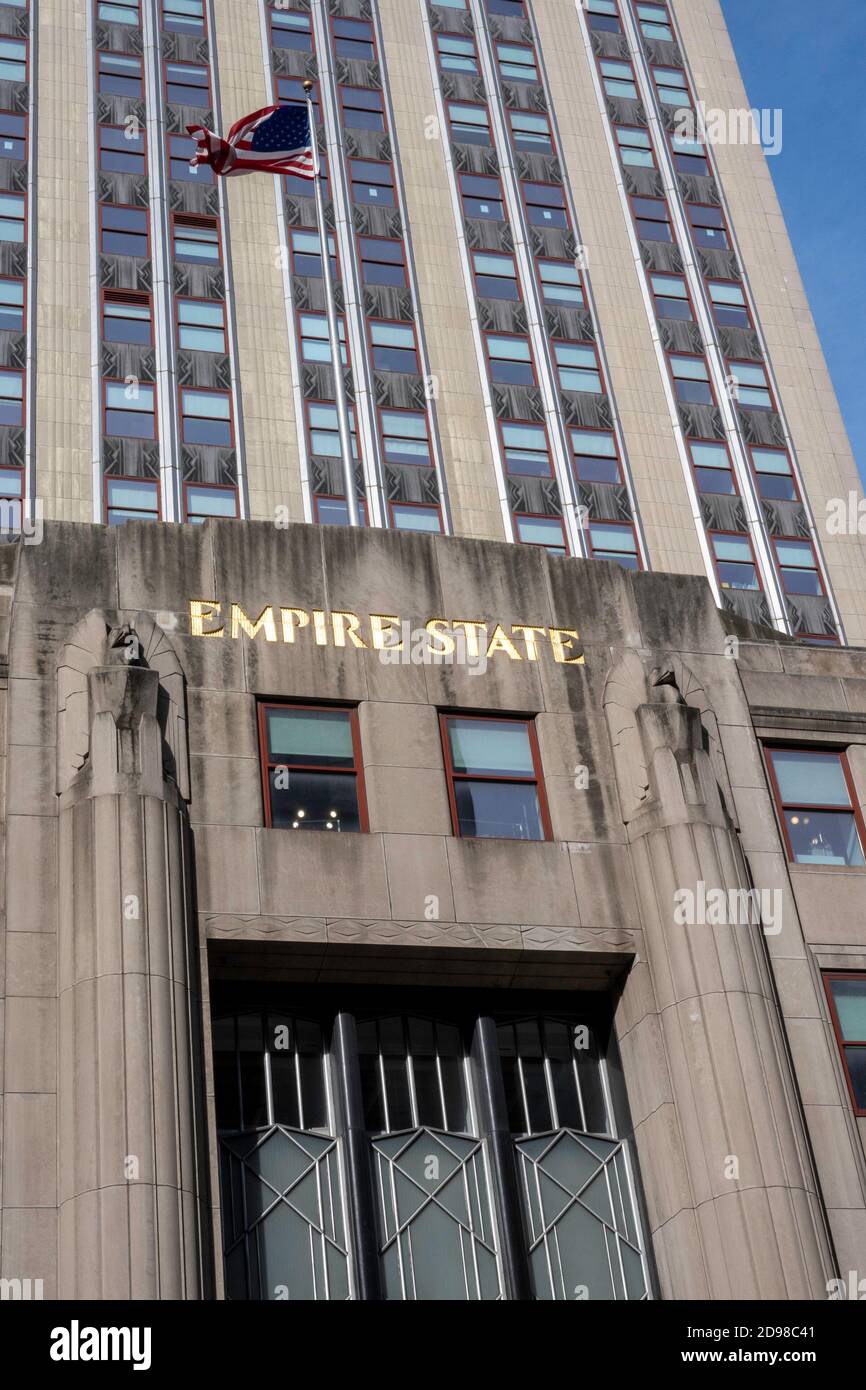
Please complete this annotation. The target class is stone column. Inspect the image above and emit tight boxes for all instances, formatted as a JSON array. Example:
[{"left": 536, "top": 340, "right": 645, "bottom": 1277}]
[
  {"left": 606, "top": 651, "right": 836, "bottom": 1299},
  {"left": 57, "top": 632, "right": 207, "bottom": 1298}
]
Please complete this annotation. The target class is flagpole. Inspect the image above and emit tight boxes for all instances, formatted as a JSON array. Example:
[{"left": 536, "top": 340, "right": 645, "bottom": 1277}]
[{"left": 304, "top": 81, "right": 359, "bottom": 527}]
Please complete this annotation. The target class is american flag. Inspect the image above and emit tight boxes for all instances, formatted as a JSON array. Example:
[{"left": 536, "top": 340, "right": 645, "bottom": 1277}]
[{"left": 187, "top": 104, "right": 316, "bottom": 179}]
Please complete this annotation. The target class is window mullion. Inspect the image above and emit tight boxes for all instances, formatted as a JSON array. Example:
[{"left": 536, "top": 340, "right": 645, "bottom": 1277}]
[
  {"left": 470, "top": 1014, "right": 532, "bottom": 1300},
  {"left": 332, "top": 1010, "right": 383, "bottom": 1300}
]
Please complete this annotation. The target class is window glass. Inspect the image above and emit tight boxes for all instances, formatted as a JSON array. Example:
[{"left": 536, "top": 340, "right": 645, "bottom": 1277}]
[
  {"left": 271, "top": 11, "right": 313, "bottom": 51},
  {"left": 445, "top": 717, "right": 546, "bottom": 840},
  {"left": 166, "top": 62, "right": 209, "bottom": 107},
  {"left": 601, "top": 60, "right": 637, "bottom": 100},
  {"left": 341, "top": 87, "right": 385, "bottom": 131},
  {"left": 767, "top": 749, "right": 865, "bottom": 867},
  {"left": 616, "top": 127, "right": 654, "bottom": 168},
  {"left": 333, "top": 18, "right": 374, "bottom": 61},
  {"left": 300, "top": 313, "right": 347, "bottom": 365},
  {"left": 391, "top": 504, "right": 442, "bottom": 533},
  {"left": 654, "top": 65, "right": 689, "bottom": 106},
  {"left": 690, "top": 441, "right": 734, "bottom": 495},
  {"left": 263, "top": 705, "right": 362, "bottom": 832},
  {"left": 103, "top": 294, "right": 151, "bottom": 345},
  {"left": 169, "top": 132, "right": 212, "bottom": 181},
  {"left": 380, "top": 410, "right": 430, "bottom": 466},
  {"left": 186, "top": 485, "right": 237, "bottom": 522},
  {"left": 173, "top": 216, "right": 218, "bottom": 263},
  {"left": 359, "top": 237, "right": 406, "bottom": 287},
  {"left": 712, "top": 533, "right": 758, "bottom": 590},
  {"left": 652, "top": 273, "right": 692, "bottom": 320},
  {"left": 752, "top": 447, "right": 795, "bottom": 501},
  {"left": 496, "top": 43, "right": 537, "bottom": 82},
  {"left": 370, "top": 321, "right": 417, "bottom": 373},
  {"left": 106, "top": 477, "right": 159, "bottom": 525},
  {"left": 448, "top": 102, "right": 491, "bottom": 146},
  {"left": 539, "top": 260, "right": 583, "bottom": 307},
  {"left": 165, "top": 0, "right": 204, "bottom": 36},
  {"left": 590, "top": 523, "right": 639, "bottom": 569},
  {"left": 511, "top": 110, "right": 552, "bottom": 153},
  {"left": 98, "top": 2, "right": 139, "bottom": 23},
  {"left": 100, "top": 125, "right": 146, "bottom": 175},
  {"left": 350, "top": 159, "right": 395, "bottom": 205},
  {"left": 181, "top": 388, "right": 231, "bottom": 445},
  {"left": 473, "top": 252, "right": 519, "bottom": 300},
  {"left": 729, "top": 360, "right": 772, "bottom": 409},
  {"left": 503, "top": 422, "right": 550, "bottom": 477},
  {"left": 98, "top": 52, "right": 142, "bottom": 97},
  {"left": 571, "top": 430, "right": 620, "bottom": 484},
  {"left": 556, "top": 342, "right": 602, "bottom": 394},
  {"left": 437, "top": 34, "right": 477, "bottom": 75},
  {"left": 178, "top": 299, "right": 226, "bottom": 352},
  {"left": 461, "top": 174, "right": 505, "bottom": 221},
  {"left": 516, "top": 514, "right": 566, "bottom": 554},
  {"left": 0, "top": 367, "right": 22, "bottom": 425},
  {"left": 0, "top": 277, "right": 23, "bottom": 331},
  {"left": 487, "top": 334, "right": 533, "bottom": 385},
  {"left": 105, "top": 381, "right": 155, "bottom": 438}
]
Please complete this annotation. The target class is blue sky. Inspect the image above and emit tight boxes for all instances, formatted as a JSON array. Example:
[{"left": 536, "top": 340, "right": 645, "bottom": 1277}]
[{"left": 720, "top": 0, "right": 866, "bottom": 485}]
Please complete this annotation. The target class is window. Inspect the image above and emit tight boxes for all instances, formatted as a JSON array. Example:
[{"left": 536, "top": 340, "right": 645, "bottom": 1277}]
[
  {"left": 271, "top": 9, "right": 312, "bottom": 50},
  {"left": 259, "top": 704, "right": 365, "bottom": 833},
  {"left": 600, "top": 60, "right": 637, "bottom": 101},
  {"left": 168, "top": 133, "right": 212, "bottom": 181},
  {"left": 0, "top": 278, "right": 24, "bottom": 332},
  {"left": 0, "top": 112, "right": 25, "bottom": 161},
  {"left": 710, "top": 532, "right": 759, "bottom": 591},
  {"left": 104, "top": 380, "right": 156, "bottom": 439},
  {"left": 370, "top": 321, "right": 418, "bottom": 374},
  {"left": 333, "top": 17, "right": 375, "bottom": 62},
  {"left": 590, "top": 522, "right": 640, "bottom": 569},
  {"left": 487, "top": 0, "right": 525, "bottom": 14},
  {"left": 278, "top": 79, "right": 321, "bottom": 125},
  {"left": 825, "top": 976, "right": 866, "bottom": 1113},
  {"left": 0, "top": 465, "right": 21, "bottom": 505},
  {"left": 774, "top": 538, "right": 823, "bottom": 597},
  {"left": 290, "top": 228, "right": 337, "bottom": 280},
  {"left": 496, "top": 43, "right": 537, "bottom": 84},
  {"left": 391, "top": 503, "right": 442, "bottom": 533},
  {"left": 299, "top": 313, "right": 347, "bottom": 366},
  {"left": 0, "top": 192, "right": 24, "bottom": 243},
  {"left": 460, "top": 174, "right": 505, "bottom": 222},
  {"left": 670, "top": 354, "right": 713, "bottom": 406},
  {"left": 515, "top": 514, "right": 567, "bottom": 555},
  {"left": 473, "top": 251, "right": 519, "bottom": 301},
  {"left": 502, "top": 422, "right": 551, "bottom": 478},
  {"left": 615, "top": 127, "right": 654, "bottom": 169},
  {"left": 106, "top": 477, "right": 159, "bottom": 525},
  {"left": 165, "top": 62, "right": 210, "bottom": 107},
  {"left": 308, "top": 402, "right": 359, "bottom": 460},
  {"left": 524, "top": 183, "right": 568, "bottom": 229},
  {"left": 185, "top": 484, "right": 238, "bottom": 524},
  {"left": 538, "top": 260, "right": 584, "bottom": 307},
  {"left": 751, "top": 447, "right": 797, "bottom": 502},
  {"left": 177, "top": 298, "right": 226, "bottom": 353},
  {"left": 442, "top": 716, "right": 550, "bottom": 841},
  {"left": 671, "top": 134, "right": 709, "bottom": 177},
  {"left": 765, "top": 748, "right": 865, "bottom": 867},
  {"left": 510, "top": 110, "right": 553, "bottom": 154},
  {"left": 0, "top": 368, "right": 22, "bottom": 426},
  {"left": 102, "top": 291, "right": 152, "bottom": 345},
  {"left": 380, "top": 410, "right": 431, "bottom": 467},
  {"left": 181, "top": 388, "right": 232, "bottom": 446},
  {"left": 689, "top": 440, "right": 736, "bottom": 496},
  {"left": 687, "top": 203, "right": 728, "bottom": 250},
  {"left": 98, "top": 52, "right": 142, "bottom": 98},
  {"left": 436, "top": 34, "right": 478, "bottom": 76},
  {"left": 212, "top": 988, "right": 647, "bottom": 1303},
  {"left": 728, "top": 359, "right": 772, "bottom": 410},
  {"left": 314, "top": 495, "right": 368, "bottom": 526},
  {"left": 97, "top": 1, "right": 139, "bottom": 23},
  {"left": 571, "top": 429, "right": 621, "bottom": 484},
  {"left": 586, "top": 0, "right": 621, "bottom": 33},
  {"left": 651, "top": 273, "right": 692, "bottom": 321},
  {"left": 436, "top": 0, "right": 468, "bottom": 6},
  {"left": 486, "top": 334, "right": 534, "bottom": 386},
  {"left": 653, "top": 66, "right": 690, "bottom": 108},
  {"left": 632, "top": 196, "right": 673, "bottom": 243},
  {"left": 0, "top": 40, "right": 25, "bottom": 83},
  {"left": 101, "top": 205, "right": 148, "bottom": 257},
  {"left": 637, "top": 3, "right": 672, "bottom": 41},
  {"left": 350, "top": 159, "right": 395, "bottom": 206},
  {"left": 341, "top": 87, "right": 385, "bottom": 132},
  {"left": 99, "top": 124, "right": 146, "bottom": 176},
  {"left": 359, "top": 237, "right": 406, "bottom": 288},
  {"left": 556, "top": 342, "right": 602, "bottom": 394},
  {"left": 164, "top": 0, "right": 205, "bottom": 37},
  {"left": 448, "top": 102, "right": 491, "bottom": 147},
  {"left": 172, "top": 214, "right": 219, "bottom": 265},
  {"left": 708, "top": 281, "right": 750, "bottom": 329}
]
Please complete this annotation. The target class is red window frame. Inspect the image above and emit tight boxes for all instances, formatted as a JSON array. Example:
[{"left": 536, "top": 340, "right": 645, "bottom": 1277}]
[
  {"left": 513, "top": 511, "right": 570, "bottom": 555},
  {"left": 435, "top": 30, "right": 480, "bottom": 78},
  {"left": 666, "top": 130, "right": 710, "bottom": 178},
  {"left": 162, "top": 57, "right": 212, "bottom": 109},
  {"left": 101, "top": 287, "right": 153, "bottom": 346},
  {"left": 175, "top": 295, "right": 227, "bottom": 354},
  {"left": 306, "top": 398, "right": 361, "bottom": 463},
  {"left": 378, "top": 405, "right": 432, "bottom": 468},
  {"left": 484, "top": 331, "right": 537, "bottom": 388},
  {"left": 585, "top": 0, "right": 622, "bottom": 33},
  {"left": 313, "top": 494, "right": 369, "bottom": 527},
  {"left": 749, "top": 445, "right": 800, "bottom": 504},
  {"left": 171, "top": 211, "right": 222, "bottom": 265},
  {"left": 356, "top": 234, "right": 407, "bottom": 288},
  {"left": 471, "top": 249, "right": 523, "bottom": 304},
  {"left": 498, "top": 417, "right": 554, "bottom": 480},
  {"left": 0, "top": 34, "right": 28, "bottom": 84},
  {"left": 330, "top": 13, "right": 378, "bottom": 64},
  {"left": 824, "top": 973, "right": 866, "bottom": 1117},
  {"left": 614, "top": 123, "right": 657, "bottom": 171},
  {"left": 257, "top": 701, "right": 369, "bottom": 833},
  {"left": 103, "top": 473, "right": 162, "bottom": 524},
  {"left": 508, "top": 108, "right": 554, "bottom": 154},
  {"left": 649, "top": 269, "right": 696, "bottom": 323},
  {"left": 168, "top": 131, "right": 213, "bottom": 182},
  {"left": 708, "top": 528, "right": 762, "bottom": 594},
  {"left": 97, "top": 49, "right": 144, "bottom": 98},
  {"left": 289, "top": 225, "right": 340, "bottom": 281},
  {"left": 348, "top": 157, "right": 396, "bottom": 207},
  {"left": 367, "top": 317, "right": 420, "bottom": 375},
  {"left": 552, "top": 337, "right": 604, "bottom": 395},
  {"left": 569, "top": 427, "right": 623, "bottom": 486},
  {"left": 686, "top": 201, "right": 730, "bottom": 251},
  {"left": 182, "top": 480, "right": 239, "bottom": 523},
  {"left": 666, "top": 350, "right": 716, "bottom": 408},
  {"left": 772, "top": 535, "right": 825, "bottom": 599},
  {"left": 764, "top": 745, "right": 866, "bottom": 868},
  {"left": 521, "top": 180, "right": 570, "bottom": 231},
  {"left": 447, "top": 100, "right": 492, "bottom": 147},
  {"left": 0, "top": 273, "right": 26, "bottom": 334},
  {"left": 707, "top": 278, "right": 753, "bottom": 330},
  {"left": 494, "top": 39, "right": 538, "bottom": 84},
  {"left": 687, "top": 436, "right": 739, "bottom": 498},
  {"left": 388, "top": 500, "right": 444, "bottom": 534},
  {"left": 298, "top": 309, "right": 351, "bottom": 369},
  {"left": 630, "top": 193, "right": 675, "bottom": 244},
  {"left": 458, "top": 171, "right": 506, "bottom": 222},
  {"left": 269, "top": 5, "right": 313, "bottom": 55},
  {"left": 652, "top": 62, "right": 694, "bottom": 111},
  {"left": 99, "top": 122, "right": 148, "bottom": 177},
  {"left": 588, "top": 519, "right": 642, "bottom": 570},
  {"left": 163, "top": 0, "right": 207, "bottom": 37},
  {"left": 439, "top": 712, "right": 553, "bottom": 843},
  {"left": 179, "top": 385, "right": 234, "bottom": 448},
  {"left": 596, "top": 54, "right": 639, "bottom": 101},
  {"left": 339, "top": 85, "right": 387, "bottom": 133},
  {"left": 727, "top": 357, "right": 776, "bottom": 413},
  {"left": 102, "top": 375, "right": 158, "bottom": 441},
  {"left": 100, "top": 202, "right": 151, "bottom": 259},
  {"left": 0, "top": 365, "right": 24, "bottom": 428}
]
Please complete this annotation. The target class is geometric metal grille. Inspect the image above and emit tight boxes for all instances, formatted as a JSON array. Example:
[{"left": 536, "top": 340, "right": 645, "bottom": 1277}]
[
  {"left": 220, "top": 1126, "right": 351, "bottom": 1301},
  {"left": 373, "top": 1128, "right": 502, "bottom": 1300},
  {"left": 515, "top": 1132, "right": 648, "bottom": 1301}
]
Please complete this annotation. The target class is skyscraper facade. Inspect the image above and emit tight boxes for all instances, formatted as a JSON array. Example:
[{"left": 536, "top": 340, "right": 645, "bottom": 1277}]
[{"left": 0, "top": 0, "right": 865, "bottom": 1306}]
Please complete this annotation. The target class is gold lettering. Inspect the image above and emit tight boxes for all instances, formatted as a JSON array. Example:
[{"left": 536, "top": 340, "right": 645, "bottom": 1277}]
[
  {"left": 281, "top": 608, "right": 310, "bottom": 643},
  {"left": 311, "top": 611, "right": 329, "bottom": 646},
  {"left": 425, "top": 618, "right": 456, "bottom": 657},
  {"left": 189, "top": 600, "right": 223, "bottom": 638},
  {"left": 452, "top": 621, "right": 488, "bottom": 660},
  {"left": 230, "top": 604, "right": 277, "bottom": 642},
  {"left": 370, "top": 615, "right": 402, "bottom": 651},
  {"left": 332, "top": 611, "right": 368, "bottom": 649},
  {"left": 512, "top": 624, "right": 546, "bottom": 661},
  {"left": 486, "top": 625, "right": 522, "bottom": 661},
  {"left": 549, "top": 627, "right": 584, "bottom": 665}
]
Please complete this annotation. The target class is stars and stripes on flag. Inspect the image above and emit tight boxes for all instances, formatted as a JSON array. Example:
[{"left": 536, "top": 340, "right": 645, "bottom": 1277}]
[{"left": 187, "top": 104, "right": 316, "bottom": 179}]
